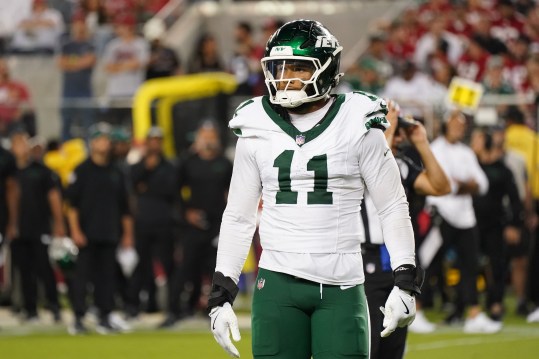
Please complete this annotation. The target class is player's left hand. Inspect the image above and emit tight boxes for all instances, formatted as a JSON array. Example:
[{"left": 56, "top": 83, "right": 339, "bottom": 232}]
[
  {"left": 209, "top": 302, "right": 241, "bottom": 358},
  {"left": 380, "top": 286, "right": 416, "bottom": 337}
]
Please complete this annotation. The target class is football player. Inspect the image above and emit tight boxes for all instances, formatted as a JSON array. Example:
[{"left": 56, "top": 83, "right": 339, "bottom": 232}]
[{"left": 208, "top": 19, "right": 421, "bottom": 358}]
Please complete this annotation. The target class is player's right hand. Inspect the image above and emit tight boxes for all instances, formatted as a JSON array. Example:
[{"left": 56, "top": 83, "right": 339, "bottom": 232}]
[{"left": 209, "top": 302, "right": 241, "bottom": 358}]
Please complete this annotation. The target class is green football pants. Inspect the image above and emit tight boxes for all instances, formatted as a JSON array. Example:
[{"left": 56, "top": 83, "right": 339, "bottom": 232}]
[{"left": 252, "top": 268, "right": 370, "bottom": 359}]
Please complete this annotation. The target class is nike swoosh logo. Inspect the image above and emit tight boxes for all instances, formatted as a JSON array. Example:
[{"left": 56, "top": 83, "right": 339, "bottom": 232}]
[
  {"left": 400, "top": 297, "right": 410, "bottom": 314},
  {"left": 212, "top": 312, "right": 220, "bottom": 330},
  {"left": 384, "top": 149, "right": 390, "bottom": 157}
]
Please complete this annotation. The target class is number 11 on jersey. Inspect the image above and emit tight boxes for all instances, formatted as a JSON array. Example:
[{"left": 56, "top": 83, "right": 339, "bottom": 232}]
[{"left": 273, "top": 150, "right": 333, "bottom": 205}]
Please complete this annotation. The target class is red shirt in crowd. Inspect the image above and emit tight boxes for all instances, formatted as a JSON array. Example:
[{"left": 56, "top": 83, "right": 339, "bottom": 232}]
[
  {"left": 457, "top": 52, "right": 490, "bottom": 81},
  {"left": 491, "top": 14, "right": 526, "bottom": 43},
  {"left": 0, "top": 81, "right": 30, "bottom": 123}
]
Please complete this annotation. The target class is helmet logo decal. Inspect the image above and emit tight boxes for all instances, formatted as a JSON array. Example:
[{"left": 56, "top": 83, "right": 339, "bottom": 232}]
[
  {"left": 315, "top": 36, "right": 337, "bottom": 48},
  {"left": 270, "top": 46, "right": 293, "bottom": 56}
]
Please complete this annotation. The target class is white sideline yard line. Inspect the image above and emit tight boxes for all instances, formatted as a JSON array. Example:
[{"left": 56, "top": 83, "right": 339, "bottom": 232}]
[{"left": 407, "top": 331, "right": 539, "bottom": 352}]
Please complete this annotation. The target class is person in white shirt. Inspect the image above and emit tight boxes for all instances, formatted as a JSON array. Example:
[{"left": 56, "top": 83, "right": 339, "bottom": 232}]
[
  {"left": 102, "top": 12, "right": 149, "bottom": 126},
  {"left": 427, "top": 110, "right": 502, "bottom": 333},
  {"left": 10, "top": 0, "right": 64, "bottom": 55},
  {"left": 206, "top": 20, "right": 421, "bottom": 359}
]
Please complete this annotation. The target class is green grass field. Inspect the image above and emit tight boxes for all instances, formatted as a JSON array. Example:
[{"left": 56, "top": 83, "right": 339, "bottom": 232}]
[{"left": 2, "top": 318, "right": 539, "bottom": 359}]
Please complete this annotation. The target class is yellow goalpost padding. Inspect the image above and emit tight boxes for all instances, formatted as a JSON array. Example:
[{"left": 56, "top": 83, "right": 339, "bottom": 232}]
[{"left": 132, "top": 72, "right": 237, "bottom": 157}]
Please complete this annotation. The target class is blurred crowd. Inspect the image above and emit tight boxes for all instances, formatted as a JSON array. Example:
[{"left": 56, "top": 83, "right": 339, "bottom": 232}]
[
  {"left": 0, "top": 0, "right": 539, "bottom": 336},
  {"left": 345, "top": 0, "right": 539, "bottom": 124}
]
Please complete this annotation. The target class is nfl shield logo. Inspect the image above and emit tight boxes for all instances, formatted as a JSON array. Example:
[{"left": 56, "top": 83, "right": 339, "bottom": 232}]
[
  {"left": 295, "top": 134, "right": 305, "bottom": 146},
  {"left": 257, "top": 278, "right": 265, "bottom": 290}
]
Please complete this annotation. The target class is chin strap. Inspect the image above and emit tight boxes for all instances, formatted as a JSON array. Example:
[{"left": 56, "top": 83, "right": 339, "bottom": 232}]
[
  {"left": 207, "top": 272, "right": 240, "bottom": 309},
  {"left": 393, "top": 264, "right": 424, "bottom": 296}
]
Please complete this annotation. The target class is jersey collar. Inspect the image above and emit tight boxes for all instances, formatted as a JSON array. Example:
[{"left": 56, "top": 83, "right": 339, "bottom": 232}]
[{"left": 262, "top": 94, "right": 345, "bottom": 147}]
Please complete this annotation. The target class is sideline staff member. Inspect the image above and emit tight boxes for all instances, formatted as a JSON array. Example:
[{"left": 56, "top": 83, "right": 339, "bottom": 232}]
[{"left": 66, "top": 122, "right": 134, "bottom": 335}]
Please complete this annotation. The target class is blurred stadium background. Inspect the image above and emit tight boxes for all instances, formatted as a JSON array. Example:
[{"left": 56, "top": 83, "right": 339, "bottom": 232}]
[{"left": 1, "top": 0, "right": 539, "bottom": 358}]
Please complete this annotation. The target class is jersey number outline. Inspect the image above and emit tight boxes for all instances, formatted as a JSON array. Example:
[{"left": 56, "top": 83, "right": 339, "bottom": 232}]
[{"left": 273, "top": 150, "right": 333, "bottom": 205}]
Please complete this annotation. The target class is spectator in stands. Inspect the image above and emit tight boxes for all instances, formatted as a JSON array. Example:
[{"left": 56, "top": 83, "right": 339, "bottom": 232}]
[
  {"left": 1, "top": 1, "right": 32, "bottom": 54},
  {"left": 446, "top": 1, "right": 474, "bottom": 38},
  {"left": 413, "top": 16, "right": 463, "bottom": 71},
  {"left": 359, "top": 33, "right": 393, "bottom": 83},
  {"left": 523, "top": 5, "right": 539, "bottom": 45},
  {"left": 65, "top": 122, "right": 134, "bottom": 334},
  {"left": 143, "top": 18, "right": 181, "bottom": 80},
  {"left": 465, "top": 0, "right": 495, "bottom": 26},
  {"left": 346, "top": 58, "right": 384, "bottom": 94},
  {"left": 230, "top": 22, "right": 260, "bottom": 96},
  {"left": 163, "top": 121, "right": 232, "bottom": 328},
  {"left": 10, "top": 0, "right": 65, "bottom": 55},
  {"left": 129, "top": 127, "right": 178, "bottom": 323},
  {"left": 9, "top": 128, "right": 64, "bottom": 323},
  {"left": 426, "top": 110, "right": 500, "bottom": 333},
  {"left": 57, "top": 11, "right": 96, "bottom": 142},
  {"left": 385, "top": 21, "right": 416, "bottom": 70},
  {"left": 187, "top": 33, "right": 224, "bottom": 74},
  {"left": 102, "top": 12, "right": 149, "bottom": 126},
  {"left": 506, "top": 34, "right": 531, "bottom": 92},
  {"left": 431, "top": 61, "right": 455, "bottom": 89},
  {"left": 417, "top": 0, "right": 452, "bottom": 25},
  {"left": 0, "top": 59, "right": 32, "bottom": 138},
  {"left": 515, "top": 0, "right": 536, "bottom": 17},
  {"left": 490, "top": 0, "right": 526, "bottom": 44},
  {"left": 78, "top": 0, "right": 114, "bottom": 56},
  {"left": 79, "top": 0, "right": 110, "bottom": 34},
  {"left": 456, "top": 35, "right": 491, "bottom": 81},
  {"left": 470, "top": 14, "right": 507, "bottom": 56},
  {"left": 104, "top": 0, "right": 137, "bottom": 18},
  {"left": 482, "top": 56, "right": 515, "bottom": 95}
]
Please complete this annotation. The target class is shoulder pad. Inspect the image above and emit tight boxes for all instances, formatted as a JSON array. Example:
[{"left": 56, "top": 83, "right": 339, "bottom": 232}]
[
  {"left": 232, "top": 99, "right": 255, "bottom": 118},
  {"left": 351, "top": 91, "right": 389, "bottom": 131},
  {"left": 229, "top": 97, "right": 278, "bottom": 138}
]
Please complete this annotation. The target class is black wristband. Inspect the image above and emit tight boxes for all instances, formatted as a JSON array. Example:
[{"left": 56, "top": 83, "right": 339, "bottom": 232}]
[
  {"left": 207, "top": 271, "right": 239, "bottom": 310},
  {"left": 393, "top": 264, "right": 424, "bottom": 296}
]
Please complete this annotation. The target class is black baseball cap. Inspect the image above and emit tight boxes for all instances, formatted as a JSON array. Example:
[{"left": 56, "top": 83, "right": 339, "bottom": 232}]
[{"left": 397, "top": 116, "right": 417, "bottom": 129}]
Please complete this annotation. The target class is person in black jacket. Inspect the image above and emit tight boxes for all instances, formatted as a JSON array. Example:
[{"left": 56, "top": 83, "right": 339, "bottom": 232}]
[
  {"left": 9, "top": 129, "right": 64, "bottom": 322},
  {"left": 65, "top": 122, "right": 134, "bottom": 335},
  {"left": 159, "top": 121, "right": 232, "bottom": 328},
  {"left": 471, "top": 126, "right": 524, "bottom": 321},
  {"left": 127, "top": 126, "right": 178, "bottom": 318}
]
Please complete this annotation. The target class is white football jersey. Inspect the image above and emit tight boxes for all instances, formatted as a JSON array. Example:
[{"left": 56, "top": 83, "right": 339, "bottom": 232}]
[
  {"left": 233, "top": 93, "right": 387, "bottom": 253},
  {"left": 216, "top": 92, "right": 415, "bottom": 285}
]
